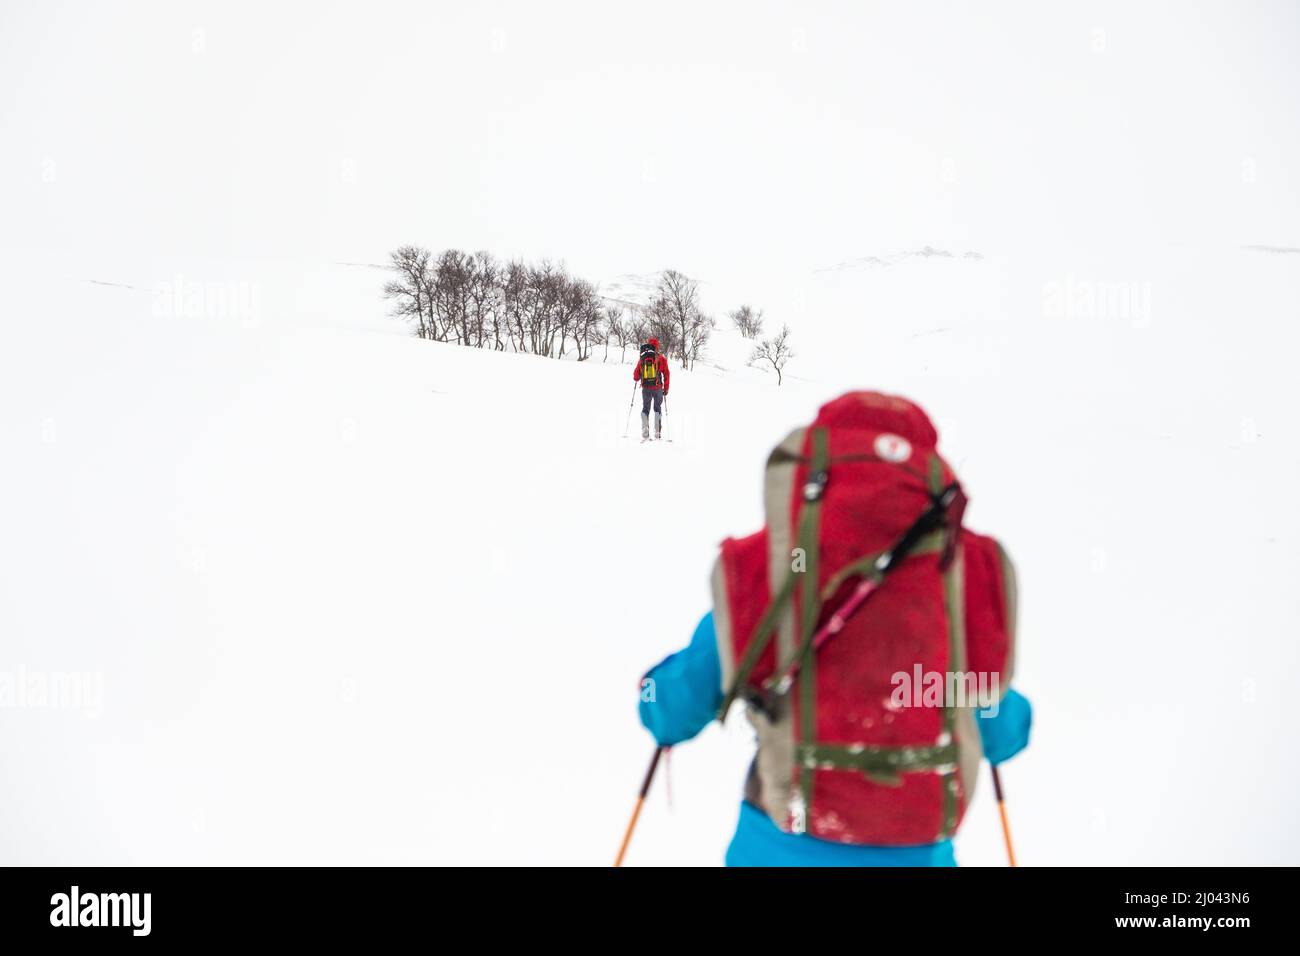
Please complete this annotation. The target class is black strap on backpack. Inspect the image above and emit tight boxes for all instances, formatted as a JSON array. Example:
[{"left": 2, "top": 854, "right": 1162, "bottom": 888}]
[
  {"left": 718, "top": 437, "right": 966, "bottom": 722},
  {"left": 764, "top": 480, "right": 966, "bottom": 703},
  {"left": 639, "top": 343, "right": 659, "bottom": 383}
]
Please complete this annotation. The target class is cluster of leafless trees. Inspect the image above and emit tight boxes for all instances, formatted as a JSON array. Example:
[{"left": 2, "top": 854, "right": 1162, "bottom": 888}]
[
  {"left": 383, "top": 247, "right": 603, "bottom": 360},
  {"left": 383, "top": 246, "right": 719, "bottom": 370},
  {"left": 730, "top": 305, "right": 764, "bottom": 339},
  {"left": 731, "top": 304, "right": 794, "bottom": 385}
]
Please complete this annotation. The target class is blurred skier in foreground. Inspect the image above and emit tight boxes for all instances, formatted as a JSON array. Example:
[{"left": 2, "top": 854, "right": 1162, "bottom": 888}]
[
  {"left": 634, "top": 337, "right": 670, "bottom": 440},
  {"left": 638, "top": 391, "right": 1031, "bottom": 865}
]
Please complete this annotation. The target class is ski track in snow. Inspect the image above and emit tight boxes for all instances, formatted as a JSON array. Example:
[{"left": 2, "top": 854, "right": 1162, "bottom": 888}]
[{"left": 1240, "top": 244, "right": 1300, "bottom": 255}]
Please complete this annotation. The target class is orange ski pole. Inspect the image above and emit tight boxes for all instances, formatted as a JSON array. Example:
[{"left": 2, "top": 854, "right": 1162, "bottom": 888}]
[
  {"left": 990, "top": 764, "right": 1018, "bottom": 867},
  {"left": 614, "top": 745, "right": 665, "bottom": 867}
]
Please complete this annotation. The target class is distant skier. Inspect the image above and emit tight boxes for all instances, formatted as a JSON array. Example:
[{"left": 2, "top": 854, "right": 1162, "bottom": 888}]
[
  {"left": 634, "top": 338, "right": 670, "bottom": 440},
  {"left": 636, "top": 391, "right": 1031, "bottom": 865}
]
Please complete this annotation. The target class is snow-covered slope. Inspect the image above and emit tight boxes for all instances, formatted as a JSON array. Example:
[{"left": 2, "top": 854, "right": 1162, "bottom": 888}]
[{"left": 1, "top": 244, "right": 1298, "bottom": 865}]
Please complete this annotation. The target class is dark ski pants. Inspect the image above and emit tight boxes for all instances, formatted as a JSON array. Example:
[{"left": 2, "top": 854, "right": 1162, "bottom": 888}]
[{"left": 641, "top": 387, "right": 663, "bottom": 437}]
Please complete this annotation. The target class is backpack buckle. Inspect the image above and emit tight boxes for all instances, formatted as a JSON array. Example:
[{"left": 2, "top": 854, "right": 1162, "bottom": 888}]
[
  {"left": 802, "top": 470, "right": 828, "bottom": 502},
  {"left": 741, "top": 685, "right": 779, "bottom": 721}
]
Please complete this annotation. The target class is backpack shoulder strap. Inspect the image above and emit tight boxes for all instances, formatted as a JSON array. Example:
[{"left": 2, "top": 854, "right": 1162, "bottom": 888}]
[{"left": 717, "top": 427, "right": 830, "bottom": 721}]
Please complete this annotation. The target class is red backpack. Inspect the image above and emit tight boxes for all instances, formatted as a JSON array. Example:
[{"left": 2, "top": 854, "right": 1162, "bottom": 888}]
[{"left": 711, "top": 392, "right": 1017, "bottom": 845}]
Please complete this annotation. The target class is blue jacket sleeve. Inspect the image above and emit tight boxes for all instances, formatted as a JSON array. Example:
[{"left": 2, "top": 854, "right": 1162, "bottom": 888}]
[
  {"left": 976, "top": 688, "right": 1032, "bottom": 765},
  {"left": 638, "top": 612, "right": 723, "bottom": 747},
  {"left": 640, "top": 612, "right": 1033, "bottom": 763}
]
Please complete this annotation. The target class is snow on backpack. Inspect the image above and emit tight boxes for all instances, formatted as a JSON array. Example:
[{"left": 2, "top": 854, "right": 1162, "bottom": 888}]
[
  {"left": 639, "top": 344, "right": 660, "bottom": 384},
  {"left": 711, "top": 391, "right": 1017, "bottom": 845}
]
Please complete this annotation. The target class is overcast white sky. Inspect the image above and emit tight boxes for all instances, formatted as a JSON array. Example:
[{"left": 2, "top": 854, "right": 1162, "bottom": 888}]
[{"left": 1, "top": 0, "right": 1297, "bottom": 315}]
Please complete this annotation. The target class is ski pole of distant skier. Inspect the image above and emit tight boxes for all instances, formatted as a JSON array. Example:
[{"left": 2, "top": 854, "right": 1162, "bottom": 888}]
[
  {"left": 990, "top": 764, "right": 1018, "bottom": 867},
  {"left": 614, "top": 745, "right": 665, "bottom": 867},
  {"left": 623, "top": 382, "right": 638, "bottom": 438}
]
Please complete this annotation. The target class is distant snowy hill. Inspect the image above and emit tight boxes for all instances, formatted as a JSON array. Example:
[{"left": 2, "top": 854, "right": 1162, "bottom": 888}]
[{"left": 598, "top": 271, "right": 667, "bottom": 311}]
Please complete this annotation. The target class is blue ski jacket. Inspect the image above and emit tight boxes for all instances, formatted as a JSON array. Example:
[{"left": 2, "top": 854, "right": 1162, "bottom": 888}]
[{"left": 639, "top": 612, "right": 1031, "bottom": 866}]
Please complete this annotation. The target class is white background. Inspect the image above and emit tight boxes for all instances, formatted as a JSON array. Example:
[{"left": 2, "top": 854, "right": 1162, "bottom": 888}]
[{"left": 1, "top": 0, "right": 1297, "bottom": 865}]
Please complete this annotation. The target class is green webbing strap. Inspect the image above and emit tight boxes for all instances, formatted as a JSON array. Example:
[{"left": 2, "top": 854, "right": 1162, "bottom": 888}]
[
  {"left": 797, "top": 741, "right": 959, "bottom": 788},
  {"left": 797, "top": 428, "right": 830, "bottom": 815},
  {"left": 778, "top": 428, "right": 830, "bottom": 686},
  {"left": 817, "top": 530, "right": 947, "bottom": 602},
  {"left": 934, "top": 454, "right": 962, "bottom": 837},
  {"left": 716, "top": 571, "right": 797, "bottom": 721},
  {"left": 940, "top": 559, "right": 961, "bottom": 836},
  {"left": 717, "top": 428, "right": 831, "bottom": 724},
  {"left": 927, "top": 453, "right": 944, "bottom": 496}
]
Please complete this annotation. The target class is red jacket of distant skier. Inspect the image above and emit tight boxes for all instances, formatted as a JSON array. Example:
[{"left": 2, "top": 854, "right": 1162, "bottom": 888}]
[{"left": 634, "top": 339, "right": 670, "bottom": 392}]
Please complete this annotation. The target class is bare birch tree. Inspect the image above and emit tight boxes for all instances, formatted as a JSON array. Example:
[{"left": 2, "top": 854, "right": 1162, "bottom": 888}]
[
  {"left": 382, "top": 245, "right": 433, "bottom": 339},
  {"left": 750, "top": 323, "right": 794, "bottom": 385}
]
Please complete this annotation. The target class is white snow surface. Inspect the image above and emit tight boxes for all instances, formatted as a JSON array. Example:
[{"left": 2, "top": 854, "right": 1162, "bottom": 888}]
[{"left": 2, "top": 244, "right": 1297, "bottom": 866}]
